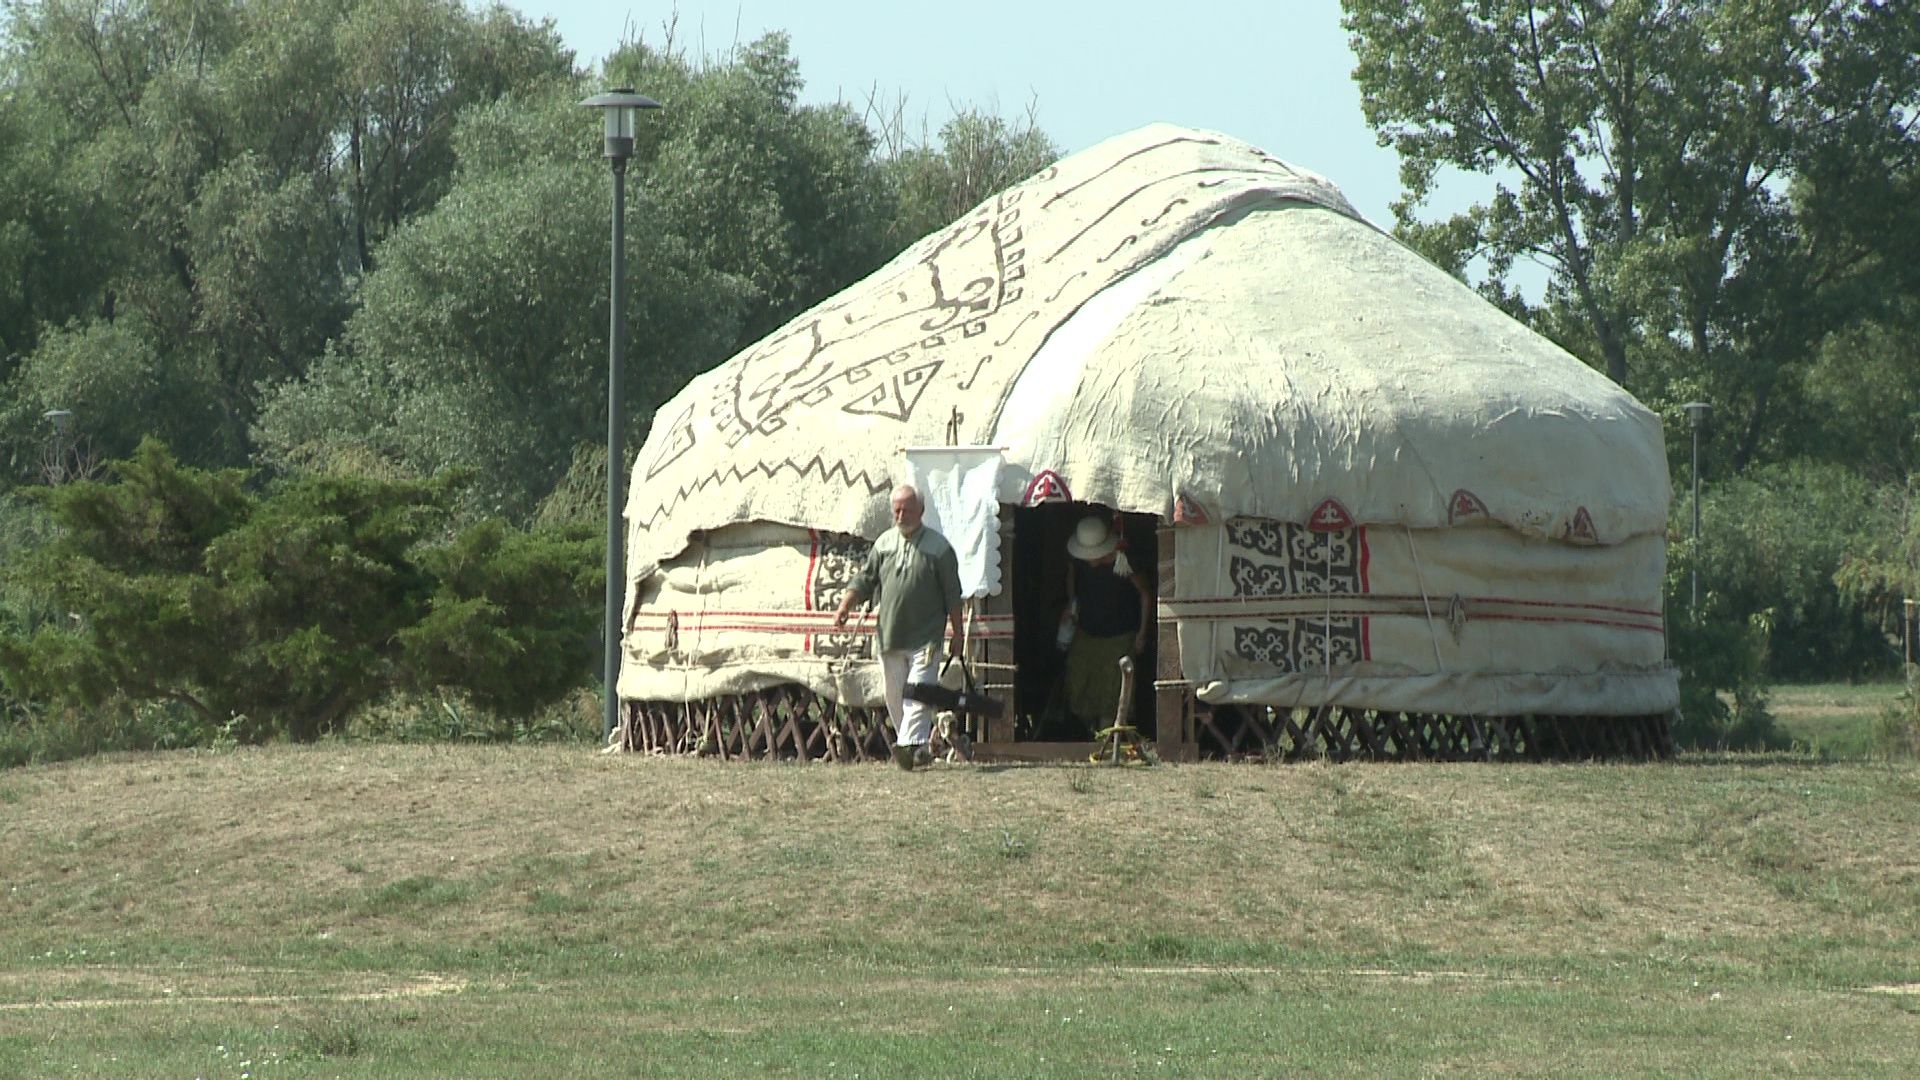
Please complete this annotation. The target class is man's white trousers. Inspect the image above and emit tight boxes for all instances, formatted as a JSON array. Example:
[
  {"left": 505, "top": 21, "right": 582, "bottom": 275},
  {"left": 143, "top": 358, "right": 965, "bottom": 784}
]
[{"left": 881, "top": 643, "right": 939, "bottom": 747}]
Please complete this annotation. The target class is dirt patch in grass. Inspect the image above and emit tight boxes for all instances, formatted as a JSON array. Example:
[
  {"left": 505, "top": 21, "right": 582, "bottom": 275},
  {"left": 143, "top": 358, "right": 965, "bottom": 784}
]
[{"left": 0, "top": 966, "right": 468, "bottom": 1010}]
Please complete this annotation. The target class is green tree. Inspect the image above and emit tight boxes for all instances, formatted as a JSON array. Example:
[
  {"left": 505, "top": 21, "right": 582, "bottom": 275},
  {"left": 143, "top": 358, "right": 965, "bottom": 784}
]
[
  {"left": 1343, "top": 0, "right": 1920, "bottom": 472},
  {"left": 0, "top": 77, "right": 116, "bottom": 368},
  {"left": 1835, "top": 474, "right": 1920, "bottom": 637},
  {"left": 0, "top": 440, "right": 600, "bottom": 741},
  {"left": 0, "top": 0, "right": 571, "bottom": 472},
  {"left": 640, "top": 33, "right": 903, "bottom": 345},
  {"left": 1678, "top": 461, "right": 1893, "bottom": 682},
  {"left": 880, "top": 106, "right": 1060, "bottom": 249},
  {"left": 252, "top": 80, "right": 751, "bottom": 517},
  {"left": 256, "top": 33, "right": 912, "bottom": 518},
  {"left": 1798, "top": 302, "right": 1920, "bottom": 484},
  {"left": 325, "top": 0, "right": 574, "bottom": 271}
]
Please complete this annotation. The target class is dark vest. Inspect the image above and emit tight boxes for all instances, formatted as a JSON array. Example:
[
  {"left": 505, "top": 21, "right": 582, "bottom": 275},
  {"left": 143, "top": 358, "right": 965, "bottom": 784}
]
[{"left": 1074, "top": 561, "right": 1140, "bottom": 638}]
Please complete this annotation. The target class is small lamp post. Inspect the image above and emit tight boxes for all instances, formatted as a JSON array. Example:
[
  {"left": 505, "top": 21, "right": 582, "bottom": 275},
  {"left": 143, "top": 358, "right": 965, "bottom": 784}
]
[
  {"left": 1682, "top": 401, "right": 1711, "bottom": 617},
  {"left": 1904, "top": 598, "right": 1915, "bottom": 688},
  {"left": 41, "top": 408, "right": 74, "bottom": 485},
  {"left": 581, "top": 87, "right": 662, "bottom": 744}
]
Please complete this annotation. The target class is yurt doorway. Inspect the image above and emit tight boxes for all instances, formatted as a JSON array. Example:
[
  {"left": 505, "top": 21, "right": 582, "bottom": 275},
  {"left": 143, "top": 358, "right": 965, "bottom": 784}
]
[{"left": 1009, "top": 503, "right": 1159, "bottom": 741}]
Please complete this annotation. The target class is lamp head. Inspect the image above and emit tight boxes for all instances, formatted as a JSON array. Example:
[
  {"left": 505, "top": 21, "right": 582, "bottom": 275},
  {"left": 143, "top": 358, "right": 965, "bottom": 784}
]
[
  {"left": 42, "top": 408, "right": 72, "bottom": 436},
  {"left": 579, "top": 87, "right": 661, "bottom": 161},
  {"left": 1682, "top": 401, "right": 1711, "bottom": 431}
]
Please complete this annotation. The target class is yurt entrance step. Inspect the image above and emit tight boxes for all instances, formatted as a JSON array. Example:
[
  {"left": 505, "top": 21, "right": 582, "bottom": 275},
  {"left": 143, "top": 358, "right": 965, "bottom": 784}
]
[{"left": 971, "top": 741, "right": 1102, "bottom": 764}]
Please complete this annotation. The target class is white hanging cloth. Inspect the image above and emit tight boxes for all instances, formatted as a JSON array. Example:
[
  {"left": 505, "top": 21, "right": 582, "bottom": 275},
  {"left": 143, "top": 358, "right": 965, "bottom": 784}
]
[{"left": 905, "top": 446, "right": 1004, "bottom": 599}]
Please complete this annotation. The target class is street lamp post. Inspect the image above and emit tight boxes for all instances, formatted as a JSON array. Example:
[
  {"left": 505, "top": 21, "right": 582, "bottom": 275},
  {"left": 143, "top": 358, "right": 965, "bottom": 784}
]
[
  {"left": 41, "top": 408, "right": 73, "bottom": 485},
  {"left": 581, "top": 88, "right": 662, "bottom": 744},
  {"left": 1906, "top": 598, "right": 1916, "bottom": 691},
  {"left": 1682, "top": 401, "right": 1711, "bottom": 617}
]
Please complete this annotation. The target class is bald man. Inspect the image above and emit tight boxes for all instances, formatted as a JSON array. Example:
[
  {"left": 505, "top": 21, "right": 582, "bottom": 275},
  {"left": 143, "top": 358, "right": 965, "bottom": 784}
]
[{"left": 834, "top": 484, "right": 965, "bottom": 769}]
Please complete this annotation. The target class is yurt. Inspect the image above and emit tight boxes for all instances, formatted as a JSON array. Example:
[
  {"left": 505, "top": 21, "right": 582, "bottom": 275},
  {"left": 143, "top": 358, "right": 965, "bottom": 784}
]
[{"left": 614, "top": 124, "right": 1680, "bottom": 762}]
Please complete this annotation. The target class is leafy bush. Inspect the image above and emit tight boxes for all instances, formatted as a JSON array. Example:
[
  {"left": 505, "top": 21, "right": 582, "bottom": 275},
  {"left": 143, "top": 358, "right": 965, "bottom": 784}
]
[
  {"left": 1678, "top": 462, "right": 1896, "bottom": 683},
  {"left": 0, "top": 697, "right": 218, "bottom": 770},
  {"left": 400, "top": 519, "right": 601, "bottom": 718},
  {"left": 1875, "top": 680, "right": 1920, "bottom": 760},
  {"left": 345, "top": 688, "right": 599, "bottom": 745},
  {"left": 1835, "top": 476, "right": 1920, "bottom": 648},
  {"left": 1666, "top": 509, "right": 1781, "bottom": 751},
  {"left": 0, "top": 440, "right": 600, "bottom": 747},
  {"left": 1665, "top": 606, "right": 1781, "bottom": 751}
]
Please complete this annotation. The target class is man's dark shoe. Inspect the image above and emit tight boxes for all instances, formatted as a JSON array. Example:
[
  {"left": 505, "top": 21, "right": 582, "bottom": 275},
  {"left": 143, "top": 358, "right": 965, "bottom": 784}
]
[
  {"left": 892, "top": 745, "right": 916, "bottom": 771},
  {"left": 912, "top": 744, "right": 934, "bottom": 769}
]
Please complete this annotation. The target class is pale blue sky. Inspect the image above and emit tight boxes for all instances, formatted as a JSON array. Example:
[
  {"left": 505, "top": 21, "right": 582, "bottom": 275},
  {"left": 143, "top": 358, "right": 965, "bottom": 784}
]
[{"left": 510, "top": 0, "right": 1413, "bottom": 229}]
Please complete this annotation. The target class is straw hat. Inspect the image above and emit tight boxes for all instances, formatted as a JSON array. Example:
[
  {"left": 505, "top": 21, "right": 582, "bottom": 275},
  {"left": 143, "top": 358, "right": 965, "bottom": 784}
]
[{"left": 1066, "top": 516, "right": 1119, "bottom": 561}]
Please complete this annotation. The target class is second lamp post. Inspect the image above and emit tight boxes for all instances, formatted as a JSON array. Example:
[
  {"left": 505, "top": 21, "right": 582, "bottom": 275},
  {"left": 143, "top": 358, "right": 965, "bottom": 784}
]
[{"left": 1682, "top": 401, "right": 1711, "bottom": 617}]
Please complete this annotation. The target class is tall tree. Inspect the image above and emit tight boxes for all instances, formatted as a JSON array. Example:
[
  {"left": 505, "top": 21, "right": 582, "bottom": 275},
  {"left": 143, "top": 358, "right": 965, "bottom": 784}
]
[
  {"left": 879, "top": 106, "right": 1059, "bottom": 249},
  {"left": 1343, "top": 0, "right": 1920, "bottom": 472},
  {"left": 255, "top": 33, "right": 911, "bottom": 518},
  {"left": 637, "top": 32, "right": 903, "bottom": 345},
  {"left": 0, "top": 0, "right": 571, "bottom": 472}
]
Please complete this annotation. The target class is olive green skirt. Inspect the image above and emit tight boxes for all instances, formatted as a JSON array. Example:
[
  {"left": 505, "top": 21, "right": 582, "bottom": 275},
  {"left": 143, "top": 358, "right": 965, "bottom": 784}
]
[{"left": 1064, "top": 631, "right": 1133, "bottom": 730}]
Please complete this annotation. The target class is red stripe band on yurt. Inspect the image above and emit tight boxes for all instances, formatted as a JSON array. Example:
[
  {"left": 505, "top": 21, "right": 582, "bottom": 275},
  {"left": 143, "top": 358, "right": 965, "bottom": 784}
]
[
  {"left": 632, "top": 610, "right": 1013, "bottom": 623},
  {"left": 803, "top": 527, "right": 821, "bottom": 651},
  {"left": 1462, "top": 613, "right": 1665, "bottom": 634},
  {"left": 637, "top": 618, "right": 1021, "bottom": 634},
  {"left": 1461, "top": 596, "right": 1662, "bottom": 618},
  {"left": 629, "top": 614, "right": 1016, "bottom": 638},
  {"left": 1157, "top": 597, "right": 1664, "bottom": 634},
  {"left": 1156, "top": 608, "right": 1666, "bottom": 634},
  {"left": 1152, "top": 591, "right": 1666, "bottom": 618},
  {"left": 1163, "top": 594, "right": 1661, "bottom": 618}
]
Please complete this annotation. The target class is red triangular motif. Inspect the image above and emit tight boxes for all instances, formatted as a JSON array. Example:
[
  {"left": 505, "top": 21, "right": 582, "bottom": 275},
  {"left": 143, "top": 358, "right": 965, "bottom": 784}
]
[
  {"left": 1174, "top": 492, "right": 1211, "bottom": 525},
  {"left": 1567, "top": 506, "right": 1598, "bottom": 543},
  {"left": 1448, "top": 488, "right": 1488, "bottom": 524},
  {"left": 1307, "top": 498, "right": 1354, "bottom": 532},
  {"left": 1021, "top": 470, "right": 1073, "bottom": 506}
]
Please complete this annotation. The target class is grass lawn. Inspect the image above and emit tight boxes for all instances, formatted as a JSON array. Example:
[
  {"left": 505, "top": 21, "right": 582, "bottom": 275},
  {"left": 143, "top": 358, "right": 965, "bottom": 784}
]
[
  {"left": 1769, "top": 681, "right": 1906, "bottom": 758},
  {"left": 2, "top": 745, "right": 1917, "bottom": 1078}
]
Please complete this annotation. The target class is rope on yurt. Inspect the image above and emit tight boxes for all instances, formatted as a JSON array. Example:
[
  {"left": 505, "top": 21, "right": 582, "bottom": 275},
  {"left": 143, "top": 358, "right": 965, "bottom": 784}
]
[{"left": 1403, "top": 525, "right": 1446, "bottom": 672}]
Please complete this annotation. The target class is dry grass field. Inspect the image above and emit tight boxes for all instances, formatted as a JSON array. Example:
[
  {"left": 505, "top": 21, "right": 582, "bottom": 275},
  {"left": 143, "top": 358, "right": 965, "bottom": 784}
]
[{"left": 2, "top": 744, "right": 1917, "bottom": 1077}]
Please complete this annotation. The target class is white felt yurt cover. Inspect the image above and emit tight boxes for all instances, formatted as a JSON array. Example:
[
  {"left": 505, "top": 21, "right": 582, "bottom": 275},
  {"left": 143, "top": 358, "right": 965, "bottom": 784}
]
[{"left": 620, "top": 124, "right": 1679, "bottom": 716}]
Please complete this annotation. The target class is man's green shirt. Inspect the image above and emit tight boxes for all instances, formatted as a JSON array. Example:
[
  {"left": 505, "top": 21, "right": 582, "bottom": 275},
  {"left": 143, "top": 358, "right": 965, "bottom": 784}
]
[{"left": 851, "top": 525, "right": 963, "bottom": 652}]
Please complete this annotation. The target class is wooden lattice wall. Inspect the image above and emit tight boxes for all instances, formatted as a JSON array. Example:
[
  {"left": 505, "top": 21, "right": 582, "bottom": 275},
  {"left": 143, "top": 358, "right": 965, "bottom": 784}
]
[
  {"left": 622, "top": 687, "right": 965, "bottom": 762},
  {"left": 620, "top": 685, "right": 1671, "bottom": 762},
  {"left": 1195, "top": 703, "right": 1673, "bottom": 762}
]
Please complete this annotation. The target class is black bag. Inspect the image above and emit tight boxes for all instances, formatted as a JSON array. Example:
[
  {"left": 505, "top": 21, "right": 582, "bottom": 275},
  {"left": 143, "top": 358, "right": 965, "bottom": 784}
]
[{"left": 904, "top": 656, "right": 1003, "bottom": 717}]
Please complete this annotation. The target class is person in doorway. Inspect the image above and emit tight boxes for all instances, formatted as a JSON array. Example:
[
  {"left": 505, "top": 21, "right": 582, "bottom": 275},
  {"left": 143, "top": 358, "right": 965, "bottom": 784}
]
[
  {"left": 834, "top": 484, "right": 965, "bottom": 770},
  {"left": 1061, "top": 514, "right": 1152, "bottom": 734}
]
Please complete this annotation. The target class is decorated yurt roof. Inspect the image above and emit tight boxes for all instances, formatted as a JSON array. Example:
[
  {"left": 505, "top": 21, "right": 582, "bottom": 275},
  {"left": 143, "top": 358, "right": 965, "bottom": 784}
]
[{"left": 624, "top": 123, "right": 1670, "bottom": 579}]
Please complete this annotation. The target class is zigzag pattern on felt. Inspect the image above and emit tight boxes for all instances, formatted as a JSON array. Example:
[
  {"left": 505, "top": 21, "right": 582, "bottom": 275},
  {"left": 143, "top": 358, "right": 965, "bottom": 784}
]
[{"left": 630, "top": 454, "right": 892, "bottom": 533}]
